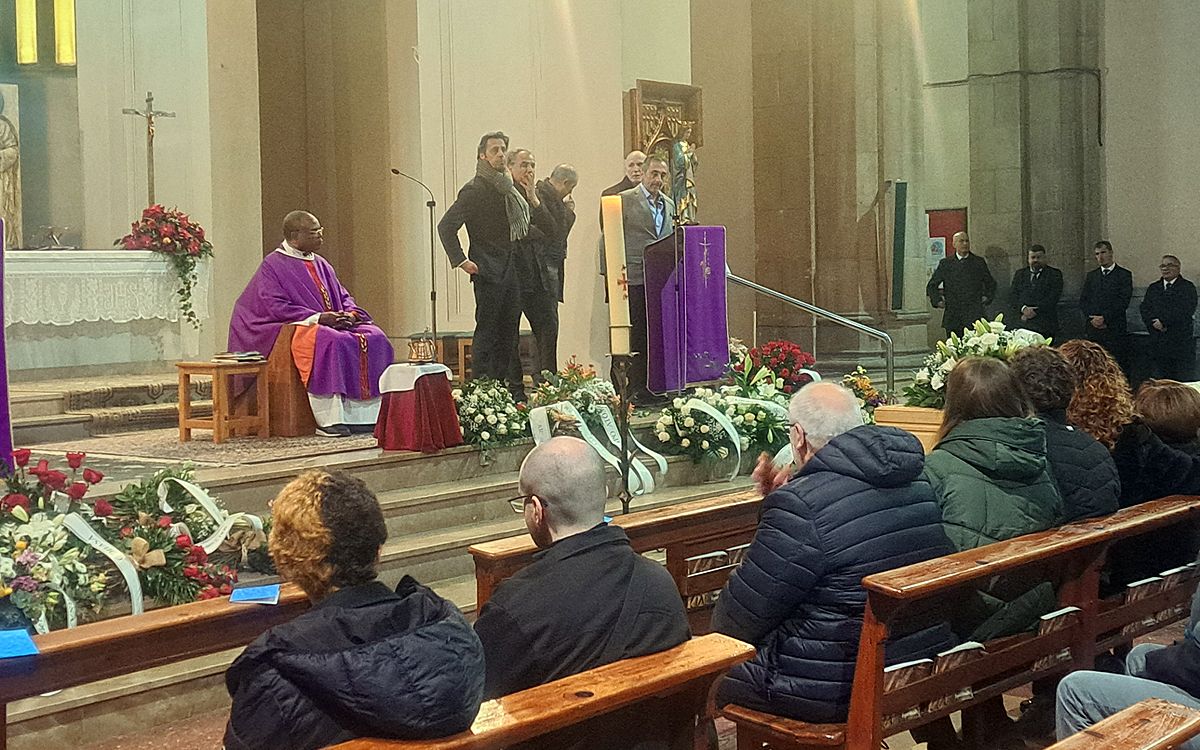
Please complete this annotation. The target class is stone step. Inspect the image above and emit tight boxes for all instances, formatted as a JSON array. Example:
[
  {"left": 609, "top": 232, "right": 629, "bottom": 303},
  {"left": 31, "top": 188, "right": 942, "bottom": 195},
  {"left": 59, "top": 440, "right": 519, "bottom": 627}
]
[
  {"left": 86, "top": 400, "right": 212, "bottom": 435},
  {"left": 10, "top": 392, "right": 65, "bottom": 419},
  {"left": 12, "top": 412, "right": 94, "bottom": 445}
]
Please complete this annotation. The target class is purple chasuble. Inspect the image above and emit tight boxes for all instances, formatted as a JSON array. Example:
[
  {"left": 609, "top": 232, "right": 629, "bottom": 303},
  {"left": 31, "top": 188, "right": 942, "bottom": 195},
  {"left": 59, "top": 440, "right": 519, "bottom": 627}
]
[{"left": 228, "top": 251, "right": 394, "bottom": 399}]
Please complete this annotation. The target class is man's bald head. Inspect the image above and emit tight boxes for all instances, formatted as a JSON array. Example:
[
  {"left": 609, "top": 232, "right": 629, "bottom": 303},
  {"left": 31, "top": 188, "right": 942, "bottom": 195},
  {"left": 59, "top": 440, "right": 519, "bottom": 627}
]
[
  {"left": 788, "top": 381, "right": 864, "bottom": 452},
  {"left": 282, "top": 211, "right": 323, "bottom": 253},
  {"left": 519, "top": 436, "right": 606, "bottom": 534},
  {"left": 624, "top": 150, "right": 646, "bottom": 183}
]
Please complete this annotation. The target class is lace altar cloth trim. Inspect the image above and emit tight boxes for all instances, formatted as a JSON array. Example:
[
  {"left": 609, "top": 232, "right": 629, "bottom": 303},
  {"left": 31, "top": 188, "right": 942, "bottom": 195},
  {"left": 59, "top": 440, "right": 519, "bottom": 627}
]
[{"left": 4, "top": 250, "right": 212, "bottom": 327}]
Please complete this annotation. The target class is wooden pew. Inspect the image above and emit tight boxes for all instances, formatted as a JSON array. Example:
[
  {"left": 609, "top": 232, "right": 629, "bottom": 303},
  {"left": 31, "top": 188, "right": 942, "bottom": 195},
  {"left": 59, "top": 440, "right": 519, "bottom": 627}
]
[
  {"left": 721, "top": 495, "right": 1200, "bottom": 749},
  {"left": 330, "top": 632, "right": 754, "bottom": 750},
  {"left": 1049, "top": 698, "right": 1200, "bottom": 750},
  {"left": 0, "top": 583, "right": 311, "bottom": 750},
  {"left": 470, "top": 489, "right": 763, "bottom": 632}
]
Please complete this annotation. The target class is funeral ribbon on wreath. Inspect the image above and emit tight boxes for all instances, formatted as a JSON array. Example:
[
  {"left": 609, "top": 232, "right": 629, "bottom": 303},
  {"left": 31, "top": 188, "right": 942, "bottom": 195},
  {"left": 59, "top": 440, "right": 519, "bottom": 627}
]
[
  {"left": 528, "top": 401, "right": 659, "bottom": 496},
  {"left": 157, "top": 477, "right": 264, "bottom": 557}
]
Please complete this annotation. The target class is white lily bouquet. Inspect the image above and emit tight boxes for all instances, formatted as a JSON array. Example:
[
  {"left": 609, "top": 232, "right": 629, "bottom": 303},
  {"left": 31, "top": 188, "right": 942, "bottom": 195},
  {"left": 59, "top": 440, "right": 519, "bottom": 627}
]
[
  {"left": 903, "top": 316, "right": 1051, "bottom": 408},
  {"left": 451, "top": 378, "right": 530, "bottom": 450}
]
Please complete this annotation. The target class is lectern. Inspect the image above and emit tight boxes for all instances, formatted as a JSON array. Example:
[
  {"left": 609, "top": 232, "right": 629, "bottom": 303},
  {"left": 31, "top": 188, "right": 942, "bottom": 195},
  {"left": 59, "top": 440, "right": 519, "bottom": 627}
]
[{"left": 643, "top": 225, "right": 729, "bottom": 393}]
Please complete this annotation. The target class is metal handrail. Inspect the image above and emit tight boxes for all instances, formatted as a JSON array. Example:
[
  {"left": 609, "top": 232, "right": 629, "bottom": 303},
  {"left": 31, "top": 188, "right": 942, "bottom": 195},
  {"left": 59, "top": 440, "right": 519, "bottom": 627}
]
[{"left": 726, "top": 273, "right": 895, "bottom": 394}]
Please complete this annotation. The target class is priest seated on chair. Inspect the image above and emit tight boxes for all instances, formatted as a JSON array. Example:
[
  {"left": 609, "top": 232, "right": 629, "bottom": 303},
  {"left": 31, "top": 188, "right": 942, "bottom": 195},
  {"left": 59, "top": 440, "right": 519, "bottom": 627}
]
[{"left": 229, "top": 210, "right": 394, "bottom": 437}]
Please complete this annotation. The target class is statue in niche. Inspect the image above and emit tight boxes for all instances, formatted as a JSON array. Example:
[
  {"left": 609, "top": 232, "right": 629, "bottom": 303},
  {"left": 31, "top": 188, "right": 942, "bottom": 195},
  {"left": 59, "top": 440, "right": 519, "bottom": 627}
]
[
  {"left": 0, "top": 90, "right": 22, "bottom": 250},
  {"left": 671, "top": 125, "right": 698, "bottom": 225}
]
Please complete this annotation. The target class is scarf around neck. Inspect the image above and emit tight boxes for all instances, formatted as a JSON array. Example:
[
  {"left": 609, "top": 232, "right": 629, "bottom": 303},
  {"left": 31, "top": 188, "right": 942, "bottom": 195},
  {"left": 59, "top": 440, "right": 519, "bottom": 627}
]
[{"left": 476, "top": 160, "right": 530, "bottom": 241}]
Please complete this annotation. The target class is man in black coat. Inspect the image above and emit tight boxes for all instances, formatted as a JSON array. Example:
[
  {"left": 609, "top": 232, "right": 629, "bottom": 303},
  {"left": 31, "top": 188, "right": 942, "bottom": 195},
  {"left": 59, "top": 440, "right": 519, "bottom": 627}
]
[
  {"left": 474, "top": 436, "right": 690, "bottom": 749},
  {"left": 438, "top": 131, "right": 525, "bottom": 393},
  {"left": 1140, "top": 254, "right": 1198, "bottom": 380},
  {"left": 1008, "top": 244, "right": 1063, "bottom": 339},
  {"left": 926, "top": 231, "right": 997, "bottom": 337},
  {"left": 601, "top": 150, "right": 645, "bottom": 198},
  {"left": 1078, "top": 240, "right": 1133, "bottom": 371}
]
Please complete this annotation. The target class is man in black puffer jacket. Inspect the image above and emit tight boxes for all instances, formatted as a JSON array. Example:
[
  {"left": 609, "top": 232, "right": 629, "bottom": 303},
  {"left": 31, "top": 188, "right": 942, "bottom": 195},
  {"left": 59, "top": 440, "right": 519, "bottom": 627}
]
[
  {"left": 712, "top": 382, "right": 955, "bottom": 723},
  {"left": 224, "top": 470, "right": 484, "bottom": 750},
  {"left": 1010, "top": 346, "right": 1120, "bottom": 523}
]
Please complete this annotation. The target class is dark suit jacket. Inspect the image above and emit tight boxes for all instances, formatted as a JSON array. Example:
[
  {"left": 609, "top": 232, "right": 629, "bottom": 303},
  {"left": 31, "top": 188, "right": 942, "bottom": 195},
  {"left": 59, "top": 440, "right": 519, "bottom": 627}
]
[
  {"left": 536, "top": 178, "right": 576, "bottom": 302},
  {"left": 1007, "top": 265, "right": 1063, "bottom": 337},
  {"left": 509, "top": 182, "right": 558, "bottom": 297},
  {"left": 926, "top": 253, "right": 997, "bottom": 335},
  {"left": 437, "top": 176, "right": 515, "bottom": 285},
  {"left": 1141, "top": 276, "right": 1198, "bottom": 347},
  {"left": 1079, "top": 265, "right": 1134, "bottom": 340}
]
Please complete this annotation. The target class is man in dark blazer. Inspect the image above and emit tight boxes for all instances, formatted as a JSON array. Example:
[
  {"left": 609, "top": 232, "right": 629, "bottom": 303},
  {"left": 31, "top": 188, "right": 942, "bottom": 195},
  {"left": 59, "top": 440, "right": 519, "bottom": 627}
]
[
  {"left": 600, "top": 155, "right": 675, "bottom": 401},
  {"left": 926, "top": 231, "right": 997, "bottom": 337},
  {"left": 1140, "top": 254, "right": 1198, "bottom": 380},
  {"left": 1007, "top": 244, "right": 1063, "bottom": 339},
  {"left": 1079, "top": 240, "right": 1134, "bottom": 371},
  {"left": 438, "top": 131, "right": 527, "bottom": 392}
]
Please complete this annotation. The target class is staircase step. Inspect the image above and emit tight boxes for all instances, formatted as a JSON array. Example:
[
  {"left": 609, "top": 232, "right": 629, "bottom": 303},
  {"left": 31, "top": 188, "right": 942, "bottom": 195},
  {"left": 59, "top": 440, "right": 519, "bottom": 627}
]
[
  {"left": 86, "top": 401, "right": 212, "bottom": 435},
  {"left": 13, "top": 412, "right": 93, "bottom": 445},
  {"left": 10, "top": 392, "right": 65, "bottom": 419}
]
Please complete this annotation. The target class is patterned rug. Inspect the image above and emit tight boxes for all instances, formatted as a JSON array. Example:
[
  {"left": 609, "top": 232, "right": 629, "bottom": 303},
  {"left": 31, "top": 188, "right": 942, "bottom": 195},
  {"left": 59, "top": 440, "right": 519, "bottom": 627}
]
[{"left": 33, "top": 428, "right": 380, "bottom": 466}]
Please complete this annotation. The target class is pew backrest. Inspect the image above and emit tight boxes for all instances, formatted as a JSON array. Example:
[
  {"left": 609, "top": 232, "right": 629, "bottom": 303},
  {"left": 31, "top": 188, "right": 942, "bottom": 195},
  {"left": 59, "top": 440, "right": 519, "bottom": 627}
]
[
  {"left": 1048, "top": 698, "right": 1200, "bottom": 750},
  {"left": 329, "top": 632, "right": 754, "bottom": 750},
  {"left": 470, "top": 489, "right": 763, "bottom": 630}
]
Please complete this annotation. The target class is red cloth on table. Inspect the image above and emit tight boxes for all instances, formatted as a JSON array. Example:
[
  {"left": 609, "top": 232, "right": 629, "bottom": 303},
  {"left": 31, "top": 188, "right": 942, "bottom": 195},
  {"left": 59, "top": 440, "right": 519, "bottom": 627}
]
[{"left": 374, "top": 374, "right": 463, "bottom": 452}]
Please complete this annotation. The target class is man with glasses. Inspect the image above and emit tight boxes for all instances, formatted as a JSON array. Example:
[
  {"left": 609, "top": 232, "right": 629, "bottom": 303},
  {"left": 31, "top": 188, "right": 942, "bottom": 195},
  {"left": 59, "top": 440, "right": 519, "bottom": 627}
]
[
  {"left": 1140, "top": 254, "right": 1198, "bottom": 380},
  {"left": 474, "top": 436, "right": 688, "bottom": 702},
  {"left": 229, "top": 210, "right": 394, "bottom": 437}
]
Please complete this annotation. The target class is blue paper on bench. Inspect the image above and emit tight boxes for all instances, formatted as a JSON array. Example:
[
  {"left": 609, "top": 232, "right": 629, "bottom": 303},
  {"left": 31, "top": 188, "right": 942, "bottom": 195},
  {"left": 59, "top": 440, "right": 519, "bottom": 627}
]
[
  {"left": 230, "top": 584, "right": 281, "bottom": 605},
  {"left": 0, "top": 628, "right": 38, "bottom": 658}
]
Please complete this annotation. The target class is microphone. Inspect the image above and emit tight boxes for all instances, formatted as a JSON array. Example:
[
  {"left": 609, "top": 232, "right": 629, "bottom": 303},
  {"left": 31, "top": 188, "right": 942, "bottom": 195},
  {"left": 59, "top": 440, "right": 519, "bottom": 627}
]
[{"left": 390, "top": 168, "right": 435, "bottom": 206}]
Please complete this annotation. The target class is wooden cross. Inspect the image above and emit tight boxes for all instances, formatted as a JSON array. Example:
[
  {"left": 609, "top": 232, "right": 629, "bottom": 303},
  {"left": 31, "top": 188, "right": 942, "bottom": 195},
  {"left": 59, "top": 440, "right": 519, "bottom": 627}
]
[{"left": 122, "top": 91, "right": 175, "bottom": 205}]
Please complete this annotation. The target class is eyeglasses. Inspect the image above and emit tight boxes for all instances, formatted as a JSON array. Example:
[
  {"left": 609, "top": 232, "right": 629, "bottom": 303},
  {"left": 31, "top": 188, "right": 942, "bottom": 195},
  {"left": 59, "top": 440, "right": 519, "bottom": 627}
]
[{"left": 507, "top": 494, "right": 536, "bottom": 514}]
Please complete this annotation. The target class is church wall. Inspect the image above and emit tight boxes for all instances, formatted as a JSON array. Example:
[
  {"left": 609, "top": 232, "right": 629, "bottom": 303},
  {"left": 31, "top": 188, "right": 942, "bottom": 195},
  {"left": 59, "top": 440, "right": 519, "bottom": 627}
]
[
  {"left": 918, "top": 0, "right": 970, "bottom": 212},
  {"left": 690, "top": 0, "right": 756, "bottom": 346},
  {"left": 416, "top": 0, "right": 692, "bottom": 370},
  {"left": 1102, "top": 0, "right": 1200, "bottom": 289}
]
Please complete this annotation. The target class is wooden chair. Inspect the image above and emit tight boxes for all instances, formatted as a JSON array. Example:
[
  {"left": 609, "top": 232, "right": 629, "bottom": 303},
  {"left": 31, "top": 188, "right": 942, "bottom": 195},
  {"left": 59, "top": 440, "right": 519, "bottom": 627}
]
[
  {"left": 720, "top": 495, "right": 1200, "bottom": 749},
  {"left": 1049, "top": 698, "right": 1200, "bottom": 750},
  {"left": 232, "top": 324, "right": 317, "bottom": 437},
  {"left": 471, "top": 489, "right": 763, "bottom": 632},
  {"left": 329, "top": 633, "right": 755, "bottom": 750}
]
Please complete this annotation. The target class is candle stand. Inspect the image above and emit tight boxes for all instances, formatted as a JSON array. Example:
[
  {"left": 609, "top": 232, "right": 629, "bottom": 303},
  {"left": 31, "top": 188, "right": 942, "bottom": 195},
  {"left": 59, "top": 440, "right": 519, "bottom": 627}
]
[{"left": 610, "top": 353, "right": 635, "bottom": 515}]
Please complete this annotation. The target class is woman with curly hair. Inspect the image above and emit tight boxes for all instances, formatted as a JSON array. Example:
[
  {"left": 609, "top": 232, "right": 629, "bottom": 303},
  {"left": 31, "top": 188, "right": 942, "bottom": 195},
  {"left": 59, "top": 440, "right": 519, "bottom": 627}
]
[
  {"left": 224, "top": 469, "right": 485, "bottom": 750},
  {"left": 1057, "top": 339, "right": 1135, "bottom": 450}
]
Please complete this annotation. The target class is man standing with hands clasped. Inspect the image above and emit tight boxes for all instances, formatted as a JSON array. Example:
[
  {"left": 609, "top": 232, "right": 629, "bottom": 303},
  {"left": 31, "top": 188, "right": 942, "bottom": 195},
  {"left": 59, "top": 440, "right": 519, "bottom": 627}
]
[
  {"left": 1140, "top": 255, "right": 1198, "bottom": 380},
  {"left": 926, "top": 231, "right": 996, "bottom": 338},
  {"left": 1079, "top": 240, "right": 1133, "bottom": 371},
  {"left": 1008, "top": 244, "right": 1063, "bottom": 339}
]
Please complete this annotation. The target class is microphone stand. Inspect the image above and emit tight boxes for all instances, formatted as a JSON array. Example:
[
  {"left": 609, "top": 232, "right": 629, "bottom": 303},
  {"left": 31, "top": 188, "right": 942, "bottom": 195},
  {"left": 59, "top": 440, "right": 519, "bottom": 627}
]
[{"left": 390, "top": 168, "right": 439, "bottom": 357}]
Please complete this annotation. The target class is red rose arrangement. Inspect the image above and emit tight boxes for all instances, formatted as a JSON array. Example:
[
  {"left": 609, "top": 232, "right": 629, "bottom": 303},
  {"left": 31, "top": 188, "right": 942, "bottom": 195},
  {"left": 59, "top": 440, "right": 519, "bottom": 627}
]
[
  {"left": 115, "top": 204, "right": 214, "bottom": 328},
  {"left": 3, "top": 448, "right": 105, "bottom": 518},
  {"left": 733, "top": 340, "right": 817, "bottom": 395}
]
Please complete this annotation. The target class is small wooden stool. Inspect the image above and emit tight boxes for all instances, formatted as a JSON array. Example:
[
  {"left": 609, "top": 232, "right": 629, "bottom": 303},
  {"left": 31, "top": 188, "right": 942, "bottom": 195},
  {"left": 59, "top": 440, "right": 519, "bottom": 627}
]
[{"left": 176, "top": 360, "right": 270, "bottom": 443}]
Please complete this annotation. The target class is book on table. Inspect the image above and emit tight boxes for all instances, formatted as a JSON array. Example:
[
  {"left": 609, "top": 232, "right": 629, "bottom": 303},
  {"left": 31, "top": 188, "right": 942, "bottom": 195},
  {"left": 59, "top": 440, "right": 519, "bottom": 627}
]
[{"left": 211, "top": 351, "right": 265, "bottom": 363}]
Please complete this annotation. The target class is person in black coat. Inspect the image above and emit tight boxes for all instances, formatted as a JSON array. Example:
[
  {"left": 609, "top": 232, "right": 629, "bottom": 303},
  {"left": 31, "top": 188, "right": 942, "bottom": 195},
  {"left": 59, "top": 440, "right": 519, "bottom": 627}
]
[
  {"left": 927, "top": 231, "right": 997, "bottom": 337},
  {"left": 1009, "top": 346, "right": 1120, "bottom": 523},
  {"left": 1078, "top": 240, "right": 1133, "bottom": 370},
  {"left": 224, "top": 470, "right": 484, "bottom": 750},
  {"left": 1140, "top": 255, "right": 1198, "bottom": 381},
  {"left": 713, "top": 382, "right": 955, "bottom": 723},
  {"left": 438, "top": 131, "right": 526, "bottom": 393},
  {"left": 1008, "top": 244, "right": 1064, "bottom": 339}
]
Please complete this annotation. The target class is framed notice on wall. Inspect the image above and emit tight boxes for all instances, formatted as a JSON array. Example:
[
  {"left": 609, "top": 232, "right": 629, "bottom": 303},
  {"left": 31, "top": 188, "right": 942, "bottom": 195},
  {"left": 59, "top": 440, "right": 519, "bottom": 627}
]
[{"left": 926, "top": 208, "right": 968, "bottom": 269}]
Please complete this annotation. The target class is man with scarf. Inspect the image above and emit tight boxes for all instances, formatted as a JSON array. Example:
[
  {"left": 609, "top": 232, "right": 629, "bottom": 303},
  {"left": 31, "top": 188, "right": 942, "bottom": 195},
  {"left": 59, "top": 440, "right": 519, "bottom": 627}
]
[{"left": 439, "top": 131, "right": 534, "bottom": 395}]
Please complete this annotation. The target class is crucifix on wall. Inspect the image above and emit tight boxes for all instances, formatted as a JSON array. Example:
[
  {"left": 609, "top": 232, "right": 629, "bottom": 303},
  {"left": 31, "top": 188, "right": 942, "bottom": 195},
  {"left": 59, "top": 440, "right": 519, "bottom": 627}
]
[{"left": 122, "top": 91, "right": 175, "bottom": 205}]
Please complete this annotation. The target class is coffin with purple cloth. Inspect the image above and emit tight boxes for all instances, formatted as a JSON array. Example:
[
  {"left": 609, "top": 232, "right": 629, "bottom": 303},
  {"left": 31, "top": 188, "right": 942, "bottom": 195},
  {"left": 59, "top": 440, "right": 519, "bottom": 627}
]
[{"left": 643, "top": 226, "right": 729, "bottom": 394}]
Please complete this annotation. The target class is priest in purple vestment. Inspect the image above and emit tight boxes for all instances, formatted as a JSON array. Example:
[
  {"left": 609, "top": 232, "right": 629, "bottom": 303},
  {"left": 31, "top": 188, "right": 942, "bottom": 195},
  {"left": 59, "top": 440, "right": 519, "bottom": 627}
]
[{"left": 229, "top": 211, "right": 394, "bottom": 437}]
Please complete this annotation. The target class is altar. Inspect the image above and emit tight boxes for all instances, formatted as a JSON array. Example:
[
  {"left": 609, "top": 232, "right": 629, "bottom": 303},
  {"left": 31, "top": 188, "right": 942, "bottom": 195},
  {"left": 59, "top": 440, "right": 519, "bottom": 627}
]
[{"left": 3, "top": 250, "right": 210, "bottom": 374}]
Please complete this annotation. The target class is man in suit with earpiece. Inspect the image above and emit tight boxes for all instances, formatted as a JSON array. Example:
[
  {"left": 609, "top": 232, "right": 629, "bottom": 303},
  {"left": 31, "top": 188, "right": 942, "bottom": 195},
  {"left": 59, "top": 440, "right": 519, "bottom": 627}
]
[{"left": 600, "top": 154, "right": 675, "bottom": 403}]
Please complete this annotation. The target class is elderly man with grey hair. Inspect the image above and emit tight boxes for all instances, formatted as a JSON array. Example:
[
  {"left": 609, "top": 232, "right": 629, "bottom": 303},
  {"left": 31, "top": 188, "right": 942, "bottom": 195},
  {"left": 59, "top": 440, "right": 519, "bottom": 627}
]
[
  {"left": 473, "top": 436, "right": 689, "bottom": 703},
  {"left": 713, "top": 381, "right": 955, "bottom": 724}
]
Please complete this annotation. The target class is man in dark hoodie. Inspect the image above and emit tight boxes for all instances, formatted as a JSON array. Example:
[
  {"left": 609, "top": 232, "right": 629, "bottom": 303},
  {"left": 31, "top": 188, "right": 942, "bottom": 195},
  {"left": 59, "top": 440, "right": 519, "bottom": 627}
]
[
  {"left": 1057, "top": 579, "right": 1200, "bottom": 749},
  {"left": 223, "top": 470, "right": 484, "bottom": 750},
  {"left": 712, "top": 381, "right": 955, "bottom": 723}
]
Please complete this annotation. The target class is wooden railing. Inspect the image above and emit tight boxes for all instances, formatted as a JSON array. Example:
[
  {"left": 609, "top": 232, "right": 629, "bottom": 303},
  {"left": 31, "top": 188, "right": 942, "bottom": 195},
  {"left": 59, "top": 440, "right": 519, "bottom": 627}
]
[{"left": 722, "top": 495, "right": 1200, "bottom": 749}]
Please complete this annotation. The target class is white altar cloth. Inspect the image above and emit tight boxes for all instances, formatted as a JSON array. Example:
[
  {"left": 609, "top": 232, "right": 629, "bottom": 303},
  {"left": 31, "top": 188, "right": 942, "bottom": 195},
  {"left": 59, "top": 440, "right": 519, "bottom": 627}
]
[{"left": 4, "top": 250, "right": 211, "bottom": 327}]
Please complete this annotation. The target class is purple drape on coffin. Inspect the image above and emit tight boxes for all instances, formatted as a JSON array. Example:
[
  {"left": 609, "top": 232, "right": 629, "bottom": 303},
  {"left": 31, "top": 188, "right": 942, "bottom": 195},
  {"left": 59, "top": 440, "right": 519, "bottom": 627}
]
[
  {"left": 228, "top": 251, "right": 394, "bottom": 399},
  {"left": 0, "top": 221, "right": 12, "bottom": 471},
  {"left": 643, "top": 226, "right": 729, "bottom": 393}
]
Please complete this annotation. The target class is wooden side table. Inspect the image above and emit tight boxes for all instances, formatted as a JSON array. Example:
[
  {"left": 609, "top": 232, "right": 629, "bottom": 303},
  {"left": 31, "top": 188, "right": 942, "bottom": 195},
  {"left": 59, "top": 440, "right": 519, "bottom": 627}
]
[{"left": 176, "top": 361, "right": 270, "bottom": 443}]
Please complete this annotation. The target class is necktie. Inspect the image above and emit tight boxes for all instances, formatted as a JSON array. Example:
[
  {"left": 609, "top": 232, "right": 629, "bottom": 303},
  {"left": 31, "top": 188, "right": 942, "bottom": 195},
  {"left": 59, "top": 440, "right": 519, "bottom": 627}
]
[
  {"left": 1103, "top": 268, "right": 1111, "bottom": 277},
  {"left": 1032, "top": 271, "right": 1040, "bottom": 282}
]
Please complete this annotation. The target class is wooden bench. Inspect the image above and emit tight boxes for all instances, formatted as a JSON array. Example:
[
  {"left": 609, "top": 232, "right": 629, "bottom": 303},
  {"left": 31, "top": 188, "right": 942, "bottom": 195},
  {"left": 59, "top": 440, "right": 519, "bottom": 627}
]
[
  {"left": 1049, "top": 698, "right": 1200, "bottom": 750},
  {"left": 329, "top": 632, "right": 754, "bottom": 750},
  {"left": 721, "top": 495, "right": 1200, "bottom": 749},
  {"left": 470, "top": 489, "right": 763, "bottom": 632},
  {"left": 0, "top": 583, "right": 311, "bottom": 750}
]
